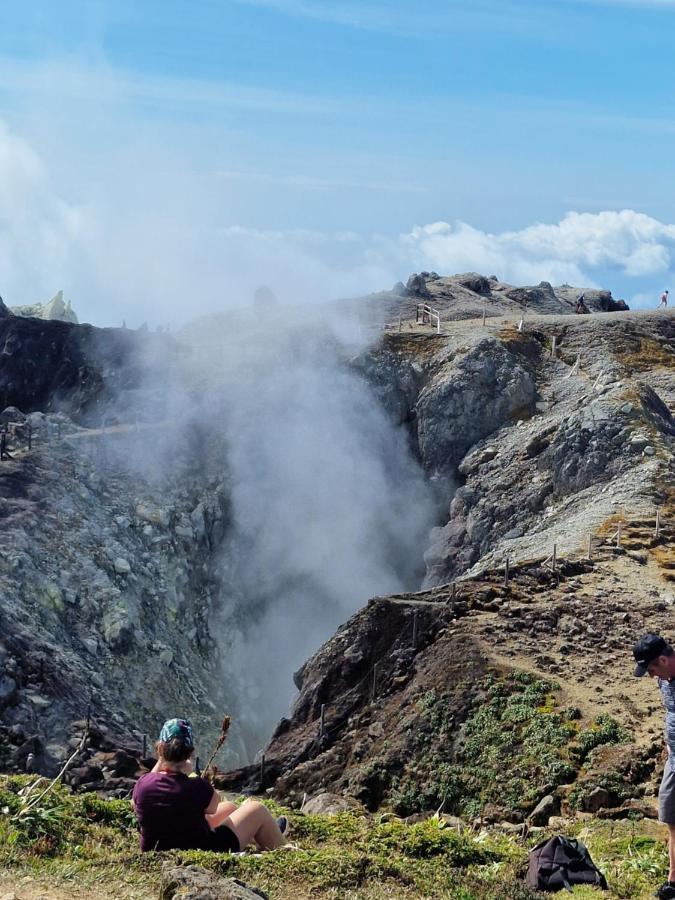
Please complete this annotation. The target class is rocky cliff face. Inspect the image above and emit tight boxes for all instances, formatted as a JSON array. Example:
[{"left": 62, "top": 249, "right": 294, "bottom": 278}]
[
  {"left": 0, "top": 426, "right": 239, "bottom": 777},
  {"left": 359, "top": 311, "right": 674, "bottom": 586},
  {"left": 0, "top": 276, "right": 673, "bottom": 829}
]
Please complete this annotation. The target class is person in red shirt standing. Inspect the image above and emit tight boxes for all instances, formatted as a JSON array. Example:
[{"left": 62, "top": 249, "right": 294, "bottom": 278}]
[{"left": 132, "top": 718, "right": 288, "bottom": 853}]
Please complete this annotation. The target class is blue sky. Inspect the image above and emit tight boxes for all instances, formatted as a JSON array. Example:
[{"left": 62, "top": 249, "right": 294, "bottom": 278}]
[{"left": 0, "top": 0, "right": 674, "bottom": 324}]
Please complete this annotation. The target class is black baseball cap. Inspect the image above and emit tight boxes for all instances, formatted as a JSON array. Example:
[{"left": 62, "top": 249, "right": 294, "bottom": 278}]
[{"left": 633, "top": 633, "right": 669, "bottom": 676}]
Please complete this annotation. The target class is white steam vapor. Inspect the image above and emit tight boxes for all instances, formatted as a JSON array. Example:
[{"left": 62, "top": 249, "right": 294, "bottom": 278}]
[{"left": 180, "top": 311, "right": 435, "bottom": 759}]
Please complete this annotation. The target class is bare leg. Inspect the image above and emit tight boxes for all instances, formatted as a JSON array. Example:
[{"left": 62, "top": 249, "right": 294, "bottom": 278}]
[
  {"left": 206, "top": 800, "right": 238, "bottom": 830},
  {"left": 668, "top": 824, "right": 675, "bottom": 882},
  {"left": 222, "top": 798, "right": 285, "bottom": 851}
]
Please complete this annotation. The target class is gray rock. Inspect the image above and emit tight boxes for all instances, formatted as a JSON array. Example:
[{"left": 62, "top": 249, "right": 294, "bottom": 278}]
[
  {"left": 528, "top": 793, "right": 559, "bottom": 826},
  {"left": 113, "top": 557, "right": 131, "bottom": 575},
  {"left": 582, "top": 786, "right": 620, "bottom": 813},
  {"left": 302, "top": 792, "right": 352, "bottom": 815},
  {"left": 0, "top": 675, "right": 17, "bottom": 708},
  {"left": 159, "top": 865, "right": 269, "bottom": 899},
  {"left": 405, "top": 273, "right": 430, "bottom": 298}
]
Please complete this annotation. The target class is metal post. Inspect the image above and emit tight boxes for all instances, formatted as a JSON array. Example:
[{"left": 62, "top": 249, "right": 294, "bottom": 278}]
[
  {"left": 551, "top": 336, "right": 557, "bottom": 356},
  {"left": 656, "top": 509, "right": 661, "bottom": 539},
  {"left": 482, "top": 306, "right": 486, "bottom": 326},
  {"left": 552, "top": 543, "right": 557, "bottom": 573},
  {"left": 319, "top": 704, "right": 325, "bottom": 740},
  {"left": 518, "top": 317, "right": 524, "bottom": 333},
  {"left": 412, "top": 610, "right": 418, "bottom": 649},
  {"left": 372, "top": 663, "right": 378, "bottom": 701},
  {"left": 504, "top": 557, "right": 510, "bottom": 587},
  {"left": 260, "top": 752, "right": 266, "bottom": 785}
]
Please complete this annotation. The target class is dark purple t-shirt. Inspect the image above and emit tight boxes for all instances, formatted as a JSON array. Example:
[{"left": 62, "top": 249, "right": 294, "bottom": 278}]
[{"left": 132, "top": 772, "right": 214, "bottom": 851}]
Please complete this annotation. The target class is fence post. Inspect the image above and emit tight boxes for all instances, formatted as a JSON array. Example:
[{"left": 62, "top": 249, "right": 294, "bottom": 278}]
[
  {"left": 656, "top": 509, "right": 661, "bottom": 539},
  {"left": 504, "top": 557, "right": 510, "bottom": 587},
  {"left": 517, "top": 316, "right": 524, "bottom": 333},
  {"left": 482, "top": 306, "right": 486, "bottom": 326},
  {"left": 551, "top": 336, "right": 557, "bottom": 356}
]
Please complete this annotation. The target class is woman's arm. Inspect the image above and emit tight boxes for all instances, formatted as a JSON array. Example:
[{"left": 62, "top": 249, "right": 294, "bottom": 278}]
[{"left": 205, "top": 787, "right": 220, "bottom": 816}]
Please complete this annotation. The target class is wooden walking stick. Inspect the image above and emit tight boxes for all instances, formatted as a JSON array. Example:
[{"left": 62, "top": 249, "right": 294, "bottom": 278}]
[{"left": 203, "top": 715, "right": 231, "bottom": 783}]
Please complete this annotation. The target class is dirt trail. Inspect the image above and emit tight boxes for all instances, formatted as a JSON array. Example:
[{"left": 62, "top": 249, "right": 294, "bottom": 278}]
[{"left": 0, "top": 874, "right": 153, "bottom": 900}]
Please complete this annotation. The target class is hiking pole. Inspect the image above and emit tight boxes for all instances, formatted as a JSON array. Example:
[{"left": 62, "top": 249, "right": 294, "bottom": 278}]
[{"left": 202, "top": 715, "right": 231, "bottom": 783}]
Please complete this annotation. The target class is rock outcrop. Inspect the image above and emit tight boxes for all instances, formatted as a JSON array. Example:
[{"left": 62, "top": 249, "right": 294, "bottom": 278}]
[{"left": 10, "top": 290, "right": 79, "bottom": 324}]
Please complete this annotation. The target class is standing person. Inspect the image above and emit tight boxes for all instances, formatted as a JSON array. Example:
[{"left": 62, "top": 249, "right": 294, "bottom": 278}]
[
  {"left": 660, "top": 290, "right": 669, "bottom": 308},
  {"left": 132, "top": 718, "right": 288, "bottom": 853},
  {"left": 634, "top": 635, "right": 675, "bottom": 899}
]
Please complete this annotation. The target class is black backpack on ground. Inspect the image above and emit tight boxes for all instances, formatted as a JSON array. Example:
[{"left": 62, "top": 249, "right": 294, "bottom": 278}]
[{"left": 526, "top": 835, "right": 608, "bottom": 892}]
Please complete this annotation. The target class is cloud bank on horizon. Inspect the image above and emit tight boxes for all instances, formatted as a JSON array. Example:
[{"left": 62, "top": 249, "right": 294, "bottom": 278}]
[{"left": 1, "top": 117, "right": 673, "bottom": 325}]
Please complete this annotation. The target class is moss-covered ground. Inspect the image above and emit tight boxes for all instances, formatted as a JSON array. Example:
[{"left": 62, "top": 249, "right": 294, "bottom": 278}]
[{"left": 0, "top": 773, "right": 670, "bottom": 899}]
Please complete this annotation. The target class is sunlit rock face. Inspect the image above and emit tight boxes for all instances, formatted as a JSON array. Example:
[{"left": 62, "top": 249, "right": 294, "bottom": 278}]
[{"left": 10, "top": 290, "right": 79, "bottom": 324}]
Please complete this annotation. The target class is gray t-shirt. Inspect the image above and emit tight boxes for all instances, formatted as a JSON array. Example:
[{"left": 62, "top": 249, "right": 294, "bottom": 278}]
[{"left": 659, "top": 677, "right": 675, "bottom": 768}]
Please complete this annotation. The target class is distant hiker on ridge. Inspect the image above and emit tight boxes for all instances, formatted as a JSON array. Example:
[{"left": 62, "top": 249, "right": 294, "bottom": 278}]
[
  {"left": 575, "top": 293, "right": 589, "bottom": 314},
  {"left": 660, "top": 290, "right": 669, "bottom": 309},
  {"left": 633, "top": 634, "right": 675, "bottom": 899}
]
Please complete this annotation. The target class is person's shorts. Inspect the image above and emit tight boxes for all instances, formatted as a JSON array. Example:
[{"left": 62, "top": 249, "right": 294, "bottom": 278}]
[
  {"left": 659, "top": 765, "right": 675, "bottom": 824},
  {"left": 202, "top": 823, "right": 241, "bottom": 853}
]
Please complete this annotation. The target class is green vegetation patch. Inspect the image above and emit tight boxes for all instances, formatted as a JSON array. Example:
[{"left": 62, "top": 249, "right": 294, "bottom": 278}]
[{"left": 390, "top": 672, "right": 631, "bottom": 820}]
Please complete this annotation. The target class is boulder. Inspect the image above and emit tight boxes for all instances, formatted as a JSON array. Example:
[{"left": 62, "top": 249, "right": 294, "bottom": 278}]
[
  {"left": 405, "top": 273, "right": 430, "bottom": 298},
  {"left": 581, "top": 786, "right": 620, "bottom": 813},
  {"left": 528, "top": 793, "right": 559, "bottom": 826},
  {"left": 453, "top": 273, "right": 492, "bottom": 295},
  {"left": 159, "top": 865, "right": 269, "bottom": 900},
  {"left": 302, "top": 792, "right": 352, "bottom": 815}
]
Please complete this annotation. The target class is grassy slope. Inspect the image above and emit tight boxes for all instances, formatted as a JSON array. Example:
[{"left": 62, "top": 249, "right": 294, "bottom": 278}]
[{"left": 0, "top": 773, "right": 670, "bottom": 900}]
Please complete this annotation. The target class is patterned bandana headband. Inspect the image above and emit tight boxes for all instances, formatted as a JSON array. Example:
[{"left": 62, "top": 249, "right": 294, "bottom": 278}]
[{"left": 159, "top": 717, "right": 195, "bottom": 748}]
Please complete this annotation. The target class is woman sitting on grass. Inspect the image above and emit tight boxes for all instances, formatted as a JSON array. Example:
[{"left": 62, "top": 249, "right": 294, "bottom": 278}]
[{"left": 132, "top": 718, "right": 287, "bottom": 853}]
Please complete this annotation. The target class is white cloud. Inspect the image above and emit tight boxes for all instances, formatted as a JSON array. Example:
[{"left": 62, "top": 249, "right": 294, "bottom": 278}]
[
  {"left": 0, "top": 120, "right": 86, "bottom": 307},
  {"left": 400, "top": 210, "right": 675, "bottom": 289}
]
